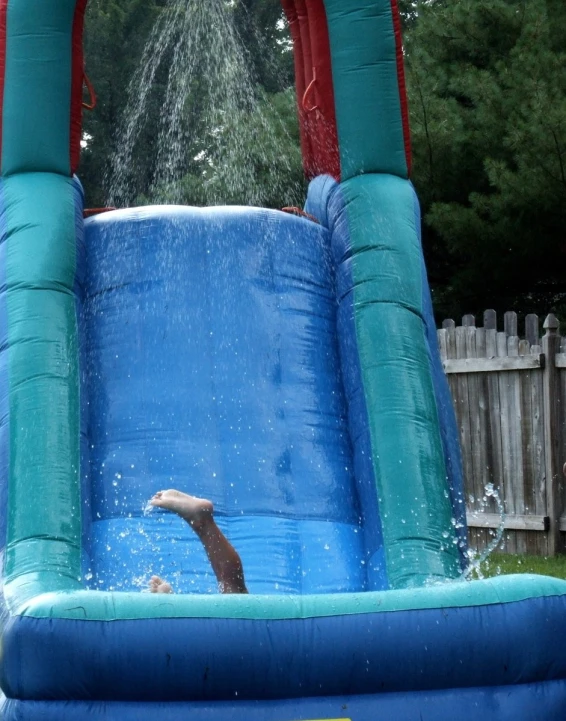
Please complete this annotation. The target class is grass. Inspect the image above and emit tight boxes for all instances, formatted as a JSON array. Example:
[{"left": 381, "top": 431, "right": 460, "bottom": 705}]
[{"left": 477, "top": 552, "right": 566, "bottom": 580}]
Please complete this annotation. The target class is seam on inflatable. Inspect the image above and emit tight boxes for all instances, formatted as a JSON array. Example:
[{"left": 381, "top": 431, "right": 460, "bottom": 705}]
[
  {"left": 0, "top": 0, "right": 6, "bottom": 174},
  {"left": 390, "top": 0, "right": 412, "bottom": 175}
]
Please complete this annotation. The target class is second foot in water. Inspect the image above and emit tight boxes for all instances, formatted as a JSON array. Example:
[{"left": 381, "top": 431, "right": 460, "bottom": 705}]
[{"left": 148, "top": 575, "right": 173, "bottom": 594}]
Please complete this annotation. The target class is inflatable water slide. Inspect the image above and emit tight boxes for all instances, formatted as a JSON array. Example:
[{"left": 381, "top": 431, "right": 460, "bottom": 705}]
[{"left": 1, "top": 0, "right": 566, "bottom": 719}]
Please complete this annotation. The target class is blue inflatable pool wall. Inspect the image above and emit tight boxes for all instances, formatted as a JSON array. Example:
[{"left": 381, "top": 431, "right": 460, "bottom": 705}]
[{"left": 2, "top": 0, "right": 566, "bottom": 719}]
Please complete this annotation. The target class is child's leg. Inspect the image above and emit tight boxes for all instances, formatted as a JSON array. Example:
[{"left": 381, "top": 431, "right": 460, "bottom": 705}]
[{"left": 149, "top": 489, "right": 248, "bottom": 594}]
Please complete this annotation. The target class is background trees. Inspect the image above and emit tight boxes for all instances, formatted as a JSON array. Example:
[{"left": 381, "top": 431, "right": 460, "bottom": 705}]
[
  {"left": 81, "top": 0, "right": 167, "bottom": 204},
  {"left": 405, "top": 0, "right": 566, "bottom": 319},
  {"left": 80, "top": 0, "right": 566, "bottom": 321}
]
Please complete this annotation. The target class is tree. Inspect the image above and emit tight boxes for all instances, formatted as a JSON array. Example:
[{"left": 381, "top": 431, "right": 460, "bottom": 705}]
[
  {"left": 232, "top": 0, "right": 294, "bottom": 92},
  {"left": 80, "top": 0, "right": 167, "bottom": 206},
  {"left": 405, "top": 0, "right": 566, "bottom": 320}
]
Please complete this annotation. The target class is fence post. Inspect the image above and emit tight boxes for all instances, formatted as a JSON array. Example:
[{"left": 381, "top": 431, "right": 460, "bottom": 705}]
[{"left": 542, "top": 314, "right": 561, "bottom": 555}]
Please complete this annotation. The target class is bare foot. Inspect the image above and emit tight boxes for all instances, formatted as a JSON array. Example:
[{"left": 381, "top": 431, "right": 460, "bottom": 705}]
[
  {"left": 150, "top": 489, "right": 213, "bottom": 529},
  {"left": 148, "top": 575, "right": 173, "bottom": 594}
]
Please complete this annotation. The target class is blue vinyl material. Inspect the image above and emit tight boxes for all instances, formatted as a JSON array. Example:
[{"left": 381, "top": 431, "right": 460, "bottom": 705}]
[
  {"left": 84, "top": 206, "right": 364, "bottom": 594},
  {"left": 73, "top": 177, "right": 93, "bottom": 582},
  {"left": 3, "top": 595, "right": 566, "bottom": 702},
  {"left": 3, "top": 680, "right": 566, "bottom": 721},
  {"left": 308, "top": 175, "right": 387, "bottom": 590}
]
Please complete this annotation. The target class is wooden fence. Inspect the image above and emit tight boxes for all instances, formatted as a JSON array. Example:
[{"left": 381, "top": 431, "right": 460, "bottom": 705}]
[{"left": 438, "top": 310, "right": 566, "bottom": 556}]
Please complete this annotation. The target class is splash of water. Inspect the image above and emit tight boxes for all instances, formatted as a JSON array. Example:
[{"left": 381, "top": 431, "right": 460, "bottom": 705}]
[
  {"left": 462, "top": 482, "right": 505, "bottom": 580},
  {"left": 107, "top": 0, "right": 303, "bottom": 209}
]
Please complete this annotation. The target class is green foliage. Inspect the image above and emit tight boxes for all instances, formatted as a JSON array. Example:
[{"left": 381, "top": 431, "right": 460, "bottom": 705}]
[
  {"left": 232, "top": 0, "right": 294, "bottom": 92},
  {"left": 405, "top": 0, "right": 566, "bottom": 320}
]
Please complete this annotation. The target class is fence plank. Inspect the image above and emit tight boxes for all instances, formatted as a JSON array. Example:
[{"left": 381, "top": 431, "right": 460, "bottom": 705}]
[
  {"left": 446, "top": 326, "right": 456, "bottom": 359},
  {"left": 438, "top": 328, "right": 448, "bottom": 361},
  {"left": 484, "top": 309, "right": 497, "bottom": 331},
  {"left": 475, "top": 329, "right": 492, "bottom": 520},
  {"left": 520, "top": 362, "right": 537, "bottom": 554},
  {"left": 504, "top": 311, "right": 518, "bottom": 337},
  {"left": 496, "top": 331, "right": 516, "bottom": 552},
  {"left": 542, "top": 314, "right": 561, "bottom": 555},
  {"left": 466, "top": 512, "right": 549, "bottom": 531},
  {"left": 466, "top": 327, "right": 487, "bottom": 526},
  {"left": 455, "top": 327, "right": 474, "bottom": 514},
  {"left": 532, "top": 364, "right": 548, "bottom": 556},
  {"left": 486, "top": 328, "right": 504, "bottom": 548},
  {"left": 508, "top": 335, "right": 527, "bottom": 553},
  {"left": 443, "top": 356, "right": 543, "bottom": 374},
  {"left": 525, "top": 314, "right": 539, "bottom": 347}
]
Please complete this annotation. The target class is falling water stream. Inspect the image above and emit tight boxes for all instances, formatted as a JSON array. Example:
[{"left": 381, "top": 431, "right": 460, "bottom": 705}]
[
  {"left": 107, "top": 0, "right": 302, "bottom": 208},
  {"left": 462, "top": 483, "right": 506, "bottom": 580}
]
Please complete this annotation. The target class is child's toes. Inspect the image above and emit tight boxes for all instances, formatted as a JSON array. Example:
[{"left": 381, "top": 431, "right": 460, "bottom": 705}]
[{"left": 148, "top": 575, "right": 163, "bottom": 592}]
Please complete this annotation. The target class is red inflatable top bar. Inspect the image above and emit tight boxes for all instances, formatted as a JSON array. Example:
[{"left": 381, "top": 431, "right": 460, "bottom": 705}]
[
  {"left": 281, "top": 0, "right": 314, "bottom": 178},
  {"left": 305, "top": 0, "right": 340, "bottom": 180},
  {"left": 281, "top": 0, "right": 340, "bottom": 181}
]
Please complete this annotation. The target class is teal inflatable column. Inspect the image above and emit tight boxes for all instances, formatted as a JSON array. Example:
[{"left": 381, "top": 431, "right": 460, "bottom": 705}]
[
  {"left": 0, "top": 0, "right": 87, "bottom": 608},
  {"left": 323, "top": 0, "right": 411, "bottom": 180},
  {"left": 338, "top": 176, "right": 461, "bottom": 587},
  {"left": 297, "top": 0, "right": 464, "bottom": 586}
]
